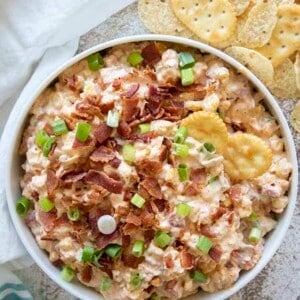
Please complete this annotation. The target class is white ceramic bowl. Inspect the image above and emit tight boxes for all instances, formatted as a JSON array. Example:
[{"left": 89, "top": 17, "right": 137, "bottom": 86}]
[{"left": 4, "top": 35, "right": 298, "bottom": 300}]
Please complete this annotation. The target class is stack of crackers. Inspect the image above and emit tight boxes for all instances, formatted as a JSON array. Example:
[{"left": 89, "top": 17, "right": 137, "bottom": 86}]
[{"left": 138, "top": 0, "right": 300, "bottom": 132}]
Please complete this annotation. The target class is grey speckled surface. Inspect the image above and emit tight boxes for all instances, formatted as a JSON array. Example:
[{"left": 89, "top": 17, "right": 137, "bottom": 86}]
[{"left": 14, "top": 2, "right": 300, "bottom": 300}]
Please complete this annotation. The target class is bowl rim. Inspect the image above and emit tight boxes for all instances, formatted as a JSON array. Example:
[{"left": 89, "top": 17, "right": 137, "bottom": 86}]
[{"left": 4, "top": 34, "right": 298, "bottom": 300}]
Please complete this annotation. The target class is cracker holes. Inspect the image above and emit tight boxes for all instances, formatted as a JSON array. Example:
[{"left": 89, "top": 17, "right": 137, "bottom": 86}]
[
  {"left": 195, "top": 2, "right": 199, "bottom": 6},
  {"left": 208, "top": 14, "right": 211, "bottom": 18},
  {"left": 181, "top": 6, "right": 185, "bottom": 10},
  {"left": 194, "top": 17, "right": 198, "bottom": 22},
  {"left": 222, "top": 10, "right": 226, "bottom": 14}
]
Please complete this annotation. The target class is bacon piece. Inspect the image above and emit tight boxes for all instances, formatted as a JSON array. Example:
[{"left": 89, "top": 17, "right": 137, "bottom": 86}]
[
  {"left": 128, "top": 131, "right": 156, "bottom": 143},
  {"left": 163, "top": 99, "right": 184, "bottom": 117},
  {"left": 85, "top": 170, "right": 123, "bottom": 194},
  {"left": 140, "top": 177, "right": 162, "bottom": 199},
  {"left": 150, "top": 199, "right": 167, "bottom": 213},
  {"left": 108, "top": 157, "right": 121, "bottom": 168},
  {"left": 165, "top": 255, "right": 174, "bottom": 268},
  {"left": 179, "top": 250, "right": 195, "bottom": 269},
  {"left": 212, "top": 207, "right": 228, "bottom": 221},
  {"left": 136, "top": 159, "right": 162, "bottom": 177},
  {"left": 228, "top": 185, "right": 242, "bottom": 202},
  {"left": 46, "top": 169, "right": 59, "bottom": 196},
  {"left": 168, "top": 153, "right": 176, "bottom": 167},
  {"left": 123, "top": 83, "right": 140, "bottom": 98},
  {"left": 43, "top": 123, "right": 54, "bottom": 135},
  {"left": 122, "top": 97, "right": 139, "bottom": 122},
  {"left": 158, "top": 144, "right": 167, "bottom": 161},
  {"left": 141, "top": 43, "right": 161, "bottom": 66},
  {"left": 115, "top": 206, "right": 129, "bottom": 217},
  {"left": 92, "top": 123, "right": 113, "bottom": 144},
  {"left": 88, "top": 204, "right": 112, "bottom": 235},
  {"left": 147, "top": 86, "right": 162, "bottom": 114},
  {"left": 122, "top": 254, "right": 144, "bottom": 268},
  {"left": 122, "top": 223, "right": 138, "bottom": 235},
  {"left": 112, "top": 79, "right": 122, "bottom": 89},
  {"left": 80, "top": 265, "right": 92, "bottom": 283},
  {"left": 61, "top": 171, "right": 86, "bottom": 183},
  {"left": 190, "top": 168, "right": 206, "bottom": 185},
  {"left": 141, "top": 208, "right": 156, "bottom": 227},
  {"left": 117, "top": 120, "right": 131, "bottom": 138},
  {"left": 74, "top": 102, "right": 101, "bottom": 120},
  {"left": 209, "top": 245, "right": 222, "bottom": 262},
  {"left": 96, "top": 230, "right": 121, "bottom": 249},
  {"left": 100, "top": 101, "right": 114, "bottom": 114},
  {"left": 37, "top": 209, "right": 57, "bottom": 232},
  {"left": 144, "top": 229, "right": 155, "bottom": 244},
  {"left": 166, "top": 279, "right": 177, "bottom": 290},
  {"left": 198, "top": 224, "right": 217, "bottom": 238},
  {"left": 72, "top": 137, "right": 93, "bottom": 148},
  {"left": 183, "top": 182, "right": 199, "bottom": 196},
  {"left": 90, "top": 146, "right": 115, "bottom": 163},
  {"left": 126, "top": 212, "right": 142, "bottom": 226}
]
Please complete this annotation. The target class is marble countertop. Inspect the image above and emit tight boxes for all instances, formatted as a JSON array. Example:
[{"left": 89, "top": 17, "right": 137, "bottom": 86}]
[{"left": 14, "top": 2, "right": 300, "bottom": 300}]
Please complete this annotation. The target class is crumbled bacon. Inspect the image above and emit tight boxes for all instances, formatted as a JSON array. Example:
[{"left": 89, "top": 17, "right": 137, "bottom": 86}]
[
  {"left": 37, "top": 209, "right": 57, "bottom": 232},
  {"left": 158, "top": 144, "right": 168, "bottom": 161},
  {"left": 166, "top": 279, "right": 177, "bottom": 290},
  {"left": 198, "top": 224, "right": 217, "bottom": 238},
  {"left": 126, "top": 211, "right": 142, "bottom": 226},
  {"left": 85, "top": 170, "right": 123, "bottom": 194},
  {"left": 90, "top": 146, "right": 115, "bottom": 163},
  {"left": 163, "top": 99, "right": 184, "bottom": 117},
  {"left": 209, "top": 245, "right": 222, "bottom": 262},
  {"left": 112, "top": 79, "right": 122, "bottom": 89},
  {"left": 141, "top": 43, "right": 161, "bottom": 66},
  {"left": 141, "top": 209, "right": 156, "bottom": 227},
  {"left": 122, "top": 254, "right": 144, "bottom": 268},
  {"left": 190, "top": 168, "right": 206, "bottom": 185},
  {"left": 228, "top": 185, "right": 242, "bottom": 202},
  {"left": 122, "top": 223, "right": 138, "bottom": 235},
  {"left": 99, "top": 101, "right": 114, "bottom": 114},
  {"left": 43, "top": 123, "right": 54, "bottom": 135},
  {"left": 72, "top": 137, "right": 93, "bottom": 148},
  {"left": 92, "top": 123, "right": 113, "bottom": 144},
  {"left": 122, "top": 97, "right": 139, "bottom": 122},
  {"left": 140, "top": 177, "right": 162, "bottom": 199},
  {"left": 117, "top": 120, "right": 131, "bottom": 138},
  {"left": 61, "top": 171, "right": 86, "bottom": 183},
  {"left": 129, "top": 113, "right": 153, "bottom": 128},
  {"left": 183, "top": 182, "right": 199, "bottom": 196},
  {"left": 150, "top": 199, "right": 167, "bottom": 213},
  {"left": 104, "top": 138, "right": 122, "bottom": 152},
  {"left": 144, "top": 229, "right": 155, "bottom": 244},
  {"left": 88, "top": 204, "right": 112, "bottom": 235},
  {"left": 96, "top": 230, "right": 121, "bottom": 249},
  {"left": 128, "top": 131, "right": 156, "bottom": 143},
  {"left": 123, "top": 83, "right": 140, "bottom": 98},
  {"left": 46, "top": 169, "right": 59, "bottom": 197},
  {"left": 136, "top": 159, "right": 162, "bottom": 177},
  {"left": 115, "top": 206, "right": 129, "bottom": 217},
  {"left": 212, "top": 207, "right": 228, "bottom": 221},
  {"left": 74, "top": 102, "right": 101, "bottom": 120},
  {"left": 108, "top": 157, "right": 121, "bottom": 168},
  {"left": 165, "top": 255, "right": 174, "bottom": 268},
  {"left": 179, "top": 250, "right": 195, "bottom": 269},
  {"left": 80, "top": 265, "right": 92, "bottom": 283}
]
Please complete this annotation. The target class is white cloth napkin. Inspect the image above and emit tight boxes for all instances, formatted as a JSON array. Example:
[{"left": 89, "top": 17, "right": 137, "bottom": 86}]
[{"left": 0, "top": 0, "right": 134, "bottom": 268}]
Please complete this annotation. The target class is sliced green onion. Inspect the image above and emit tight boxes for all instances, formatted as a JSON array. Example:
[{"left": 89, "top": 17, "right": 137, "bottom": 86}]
[
  {"left": 35, "top": 130, "right": 49, "bottom": 147},
  {"left": 60, "top": 265, "right": 75, "bottom": 282},
  {"left": 139, "top": 123, "right": 151, "bottom": 134},
  {"left": 130, "top": 273, "right": 143, "bottom": 289},
  {"left": 132, "top": 240, "right": 145, "bottom": 258},
  {"left": 249, "top": 227, "right": 261, "bottom": 244},
  {"left": 39, "top": 197, "right": 55, "bottom": 212},
  {"left": 174, "top": 143, "right": 189, "bottom": 157},
  {"left": 81, "top": 246, "right": 95, "bottom": 263},
  {"left": 122, "top": 144, "right": 135, "bottom": 163},
  {"left": 105, "top": 244, "right": 122, "bottom": 259},
  {"left": 87, "top": 53, "right": 104, "bottom": 71},
  {"left": 203, "top": 142, "right": 216, "bottom": 154},
  {"left": 16, "top": 196, "right": 30, "bottom": 217},
  {"left": 75, "top": 122, "right": 91, "bottom": 142},
  {"left": 208, "top": 176, "right": 218, "bottom": 184},
  {"left": 94, "top": 249, "right": 105, "bottom": 265},
  {"left": 106, "top": 110, "right": 119, "bottom": 128},
  {"left": 127, "top": 52, "right": 144, "bottom": 67},
  {"left": 154, "top": 232, "right": 171, "bottom": 248},
  {"left": 150, "top": 293, "right": 161, "bottom": 300},
  {"left": 130, "top": 193, "right": 145, "bottom": 208},
  {"left": 174, "top": 127, "right": 188, "bottom": 144},
  {"left": 196, "top": 236, "right": 212, "bottom": 254},
  {"left": 52, "top": 119, "right": 68, "bottom": 136},
  {"left": 178, "top": 52, "right": 196, "bottom": 69},
  {"left": 100, "top": 276, "right": 112, "bottom": 292},
  {"left": 178, "top": 164, "right": 189, "bottom": 182},
  {"left": 246, "top": 212, "right": 258, "bottom": 222},
  {"left": 67, "top": 207, "right": 81, "bottom": 221},
  {"left": 180, "top": 67, "right": 194, "bottom": 86},
  {"left": 176, "top": 203, "right": 191, "bottom": 217},
  {"left": 190, "top": 270, "right": 207, "bottom": 283},
  {"left": 42, "top": 136, "right": 56, "bottom": 157}
]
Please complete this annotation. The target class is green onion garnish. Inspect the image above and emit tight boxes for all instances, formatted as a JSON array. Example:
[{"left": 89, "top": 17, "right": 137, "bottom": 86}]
[
  {"left": 122, "top": 144, "right": 135, "bottom": 163},
  {"left": 174, "top": 143, "right": 189, "bottom": 157},
  {"left": 87, "top": 53, "right": 104, "bottom": 71},
  {"left": 130, "top": 193, "right": 145, "bottom": 208},
  {"left": 35, "top": 130, "right": 49, "bottom": 147},
  {"left": 249, "top": 227, "right": 261, "bottom": 244},
  {"left": 75, "top": 122, "right": 91, "bottom": 142},
  {"left": 106, "top": 110, "right": 119, "bottom": 128},
  {"left": 150, "top": 293, "right": 161, "bottom": 300},
  {"left": 16, "top": 196, "right": 30, "bottom": 217},
  {"left": 81, "top": 246, "right": 95, "bottom": 263},
  {"left": 39, "top": 197, "right": 55, "bottom": 212},
  {"left": 178, "top": 164, "right": 189, "bottom": 182},
  {"left": 139, "top": 123, "right": 151, "bottom": 134},
  {"left": 203, "top": 142, "right": 216, "bottom": 154},
  {"left": 52, "top": 119, "right": 68, "bottom": 136},
  {"left": 99, "top": 276, "right": 112, "bottom": 292},
  {"left": 60, "top": 265, "right": 75, "bottom": 282},
  {"left": 105, "top": 244, "right": 122, "bottom": 259},
  {"left": 190, "top": 270, "right": 207, "bottom": 283},
  {"left": 130, "top": 273, "right": 143, "bottom": 289},
  {"left": 174, "top": 127, "right": 188, "bottom": 144},
  {"left": 247, "top": 212, "right": 258, "bottom": 222},
  {"left": 154, "top": 232, "right": 171, "bottom": 248},
  {"left": 94, "top": 249, "right": 105, "bottom": 265},
  {"left": 176, "top": 203, "right": 191, "bottom": 217},
  {"left": 67, "top": 207, "right": 81, "bottom": 221},
  {"left": 196, "top": 236, "right": 213, "bottom": 254},
  {"left": 178, "top": 52, "right": 196, "bottom": 69},
  {"left": 127, "top": 52, "right": 144, "bottom": 67},
  {"left": 180, "top": 68, "right": 194, "bottom": 86},
  {"left": 132, "top": 240, "right": 145, "bottom": 258},
  {"left": 208, "top": 176, "right": 218, "bottom": 184},
  {"left": 42, "top": 136, "right": 56, "bottom": 157}
]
